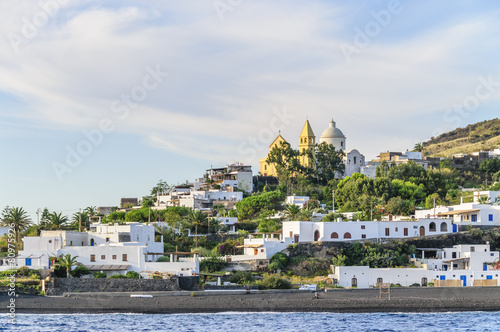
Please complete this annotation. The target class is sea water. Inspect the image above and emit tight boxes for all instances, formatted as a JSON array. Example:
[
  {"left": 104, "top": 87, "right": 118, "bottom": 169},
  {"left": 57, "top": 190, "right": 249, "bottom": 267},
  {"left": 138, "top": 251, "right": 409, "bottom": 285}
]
[{"left": 1, "top": 312, "right": 499, "bottom": 331}]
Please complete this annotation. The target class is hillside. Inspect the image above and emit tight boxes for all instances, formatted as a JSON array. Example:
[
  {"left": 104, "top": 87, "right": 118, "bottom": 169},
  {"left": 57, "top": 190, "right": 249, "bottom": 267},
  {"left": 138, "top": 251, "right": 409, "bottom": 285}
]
[{"left": 422, "top": 118, "right": 500, "bottom": 157}]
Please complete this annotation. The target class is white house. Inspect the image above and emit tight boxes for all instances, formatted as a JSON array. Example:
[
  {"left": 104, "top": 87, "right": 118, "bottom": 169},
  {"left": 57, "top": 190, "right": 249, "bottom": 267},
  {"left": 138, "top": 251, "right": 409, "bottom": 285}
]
[
  {"left": 156, "top": 188, "right": 243, "bottom": 210},
  {"left": 344, "top": 149, "right": 366, "bottom": 178},
  {"left": 330, "top": 244, "right": 500, "bottom": 288},
  {"left": 285, "top": 196, "right": 310, "bottom": 209},
  {"left": 215, "top": 216, "right": 238, "bottom": 234},
  {"left": 2, "top": 223, "right": 198, "bottom": 277},
  {"left": 231, "top": 232, "right": 294, "bottom": 261},
  {"left": 283, "top": 219, "right": 454, "bottom": 243},
  {"left": 416, "top": 200, "right": 500, "bottom": 226},
  {"left": 196, "top": 163, "right": 253, "bottom": 193}
]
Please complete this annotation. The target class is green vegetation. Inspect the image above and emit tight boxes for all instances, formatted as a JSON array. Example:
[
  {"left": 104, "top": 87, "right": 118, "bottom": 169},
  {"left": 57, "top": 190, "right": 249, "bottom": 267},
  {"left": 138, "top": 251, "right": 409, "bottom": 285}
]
[
  {"left": 333, "top": 242, "right": 417, "bottom": 268},
  {"left": 422, "top": 118, "right": 500, "bottom": 157}
]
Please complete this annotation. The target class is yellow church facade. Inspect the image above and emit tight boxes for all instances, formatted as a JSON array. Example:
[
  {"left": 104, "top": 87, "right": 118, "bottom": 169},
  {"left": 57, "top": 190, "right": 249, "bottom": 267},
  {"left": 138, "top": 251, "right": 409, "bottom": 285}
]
[{"left": 259, "top": 120, "right": 316, "bottom": 176}]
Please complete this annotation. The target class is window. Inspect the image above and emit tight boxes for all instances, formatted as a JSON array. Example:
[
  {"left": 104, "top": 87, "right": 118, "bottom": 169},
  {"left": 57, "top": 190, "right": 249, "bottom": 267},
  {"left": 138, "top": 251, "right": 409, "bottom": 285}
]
[
  {"left": 343, "top": 232, "right": 352, "bottom": 239},
  {"left": 261, "top": 249, "right": 264, "bottom": 253},
  {"left": 452, "top": 252, "right": 457, "bottom": 259},
  {"left": 331, "top": 232, "right": 339, "bottom": 239},
  {"left": 361, "top": 234, "right": 366, "bottom": 239},
  {"left": 101, "top": 255, "right": 106, "bottom": 260},
  {"left": 70, "top": 241, "right": 73, "bottom": 246},
  {"left": 404, "top": 228, "right": 408, "bottom": 236},
  {"left": 90, "top": 255, "right": 96, "bottom": 262},
  {"left": 113, "top": 255, "right": 117, "bottom": 260},
  {"left": 25, "top": 258, "right": 32, "bottom": 266},
  {"left": 361, "top": 225, "right": 365, "bottom": 230},
  {"left": 440, "top": 222, "right": 448, "bottom": 232},
  {"left": 489, "top": 214, "right": 494, "bottom": 222},
  {"left": 81, "top": 242, "right": 84, "bottom": 246},
  {"left": 471, "top": 214, "right": 478, "bottom": 222},
  {"left": 122, "top": 254, "right": 127, "bottom": 261},
  {"left": 106, "top": 237, "right": 110, "bottom": 242},
  {"left": 290, "top": 231, "right": 293, "bottom": 238},
  {"left": 429, "top": 222, "right": 436, "bottom": 232},
  {"left": 354, "top": 157, "right": 357, "bottom": 164},
  {"left": 385, "top": 228, "right": 390, "bottom": 236},
  {"left": 470, "top": 246, "right": 475, "bottom": 253},
  {"left": 341, "top": 142, "right": 344, "bottom": 148},
  {"left": 264, "top": 165, "right": 267, "bottom": 171},
  {"left": 48, "top": 240, "right": 52, "bottom": 243}
]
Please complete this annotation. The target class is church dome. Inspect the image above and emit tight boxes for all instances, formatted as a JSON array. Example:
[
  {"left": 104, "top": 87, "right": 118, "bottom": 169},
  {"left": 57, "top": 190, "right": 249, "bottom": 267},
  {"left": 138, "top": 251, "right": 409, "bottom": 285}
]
[{"left": 320, "top": 119, "right": 345, "bottom": 139}]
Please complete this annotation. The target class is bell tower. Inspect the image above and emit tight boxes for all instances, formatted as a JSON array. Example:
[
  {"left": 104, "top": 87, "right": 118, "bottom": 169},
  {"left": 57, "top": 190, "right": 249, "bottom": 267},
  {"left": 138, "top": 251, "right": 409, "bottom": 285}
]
[{"left": 299, "top": 120, "right": 316, "bottom": 168}]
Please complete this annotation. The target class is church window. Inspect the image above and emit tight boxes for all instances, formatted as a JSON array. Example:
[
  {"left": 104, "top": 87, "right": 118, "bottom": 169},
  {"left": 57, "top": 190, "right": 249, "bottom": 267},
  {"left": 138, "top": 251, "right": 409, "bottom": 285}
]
[
  {"left": 341, "top": 141, "right": 344, "bottom": 147},
  {"left": 354, "top": 157, "right": 357, "bottom": 164}
]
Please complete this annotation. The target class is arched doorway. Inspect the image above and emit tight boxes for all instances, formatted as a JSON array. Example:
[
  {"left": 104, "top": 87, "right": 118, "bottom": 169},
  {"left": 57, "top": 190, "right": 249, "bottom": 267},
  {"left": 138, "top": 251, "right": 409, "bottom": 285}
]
[
  {"left": 331, "top": 232, "right": 339, "bottom": 239},
  {"left": 90, "top": 238, "right": 95, "bottom": 246},
  {"left": 344, "top": 232, "right": 352, "bottom": 239},
  {"left": 314, "top": 230, "right": 320, "bottom": 242},
  {"left": 440, "top": 222, "right": 448, "bottom": 232},
  {"left": 377, "top": 278, "right": 383, "bottom": 287},
  {"left": 419, "top": 226, "right": 425, "bottom": 236},
  {"left": 351, "top": 278, "right": 357, "bottom": 288},
  {"left": 421, "top": 277, "right": 428, "bottom": 286},
  {"left": 429, "top": 222, "right": 436, "bottom": 232}
]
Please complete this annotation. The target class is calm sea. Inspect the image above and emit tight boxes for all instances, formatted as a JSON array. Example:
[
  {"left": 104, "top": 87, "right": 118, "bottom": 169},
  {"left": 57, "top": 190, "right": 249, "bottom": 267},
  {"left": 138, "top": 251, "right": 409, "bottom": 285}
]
[{"left": 2, "top": 312, "right": 499, "bottom": 331}]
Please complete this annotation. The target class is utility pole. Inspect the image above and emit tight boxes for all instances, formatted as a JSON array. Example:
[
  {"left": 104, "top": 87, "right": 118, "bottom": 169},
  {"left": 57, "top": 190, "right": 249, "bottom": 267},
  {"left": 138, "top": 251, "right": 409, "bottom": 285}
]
[
  {"left": 371, "top": 201, "right": 373, "bottom": 221},
  {"left": 79, "top": 208, "right": 82, "bottom": 232},
  {"left": 433, "top": 197, "right": 436, "bottom": 218},
  {"left": 36, "top": 208, "right": 40, "bottom": 225},
  {"left": 332, "top": 190, "right": 335, "bottom": 213},
  {"left": 148, "top": 206, "right": 151, "bottom": 223}
]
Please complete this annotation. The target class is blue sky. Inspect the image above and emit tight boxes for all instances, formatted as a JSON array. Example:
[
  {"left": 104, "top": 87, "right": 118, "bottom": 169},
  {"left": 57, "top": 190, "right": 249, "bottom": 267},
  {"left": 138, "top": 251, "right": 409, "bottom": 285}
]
[{"left": 1, "top": 0, "right": 499, "bottom": 221}]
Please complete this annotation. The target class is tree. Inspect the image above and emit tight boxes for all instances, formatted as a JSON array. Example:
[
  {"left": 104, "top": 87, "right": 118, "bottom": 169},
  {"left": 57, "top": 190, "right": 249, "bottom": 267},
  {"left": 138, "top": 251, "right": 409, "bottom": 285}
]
[
  {"left": 45, "top": 212, "right": 69, "bottom": 230},
  {"left": 151, "top": 179, "right": 171, "bottom": 196},
  {"left": 314, "top": 142, "right": 345, "bottom": 183},
  {"left": 266, "top": 141, "right": 311, "bottom": 193},
  {"left": 0, "top": 207, "right": 32, "bottom": 251},
  {"left": 71, "top": 211, "right": 89, "bottom": 231},
  {"left": 235, "top": 191, "right": 285, "bottom": 220},
  {"left": 186, "top": 210, "right": 208, "bottom": 248},
  {"left": 413, "top": 142, "right": 424, "bottom": 153},
  {"left": 56, "top": 254, "right": 82, "bottom": 278},
  {"left": 283, "top": 204, "right": 301, "bottom": 221}
]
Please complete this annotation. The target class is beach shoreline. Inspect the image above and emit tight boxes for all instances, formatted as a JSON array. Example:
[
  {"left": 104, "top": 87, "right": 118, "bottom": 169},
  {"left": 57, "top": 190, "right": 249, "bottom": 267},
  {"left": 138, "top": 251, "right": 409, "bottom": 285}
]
[{"left": 4, "top": 287, "right": 500, "bottom": 314}]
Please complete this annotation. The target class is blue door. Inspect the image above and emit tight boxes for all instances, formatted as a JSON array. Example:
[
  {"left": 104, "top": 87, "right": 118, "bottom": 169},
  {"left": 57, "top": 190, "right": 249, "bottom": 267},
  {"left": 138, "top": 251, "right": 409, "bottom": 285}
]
[
  {"left": 460, "top": 275, "right": 466, "bottom": 286},
  {"left": 453, "top": 224, "right": 458, "bottom": 233},
  {"left": 471, "top": 214, "right": 477, "bottom": 222},
  {"left": 25, "top": 258, "right": 32, "bottom": 266},
  {"left": 483, "top": 264, "right": 488, "bottom": 271},
  {"left": 90, "top": 238, "right": 94, "bottom": 246}
]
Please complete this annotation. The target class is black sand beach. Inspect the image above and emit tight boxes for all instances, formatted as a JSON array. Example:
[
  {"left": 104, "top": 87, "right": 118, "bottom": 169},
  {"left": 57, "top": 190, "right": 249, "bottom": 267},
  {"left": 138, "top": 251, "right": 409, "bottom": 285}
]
[{"left": 4, "top": 287, "right": 500, "bottom": 314}]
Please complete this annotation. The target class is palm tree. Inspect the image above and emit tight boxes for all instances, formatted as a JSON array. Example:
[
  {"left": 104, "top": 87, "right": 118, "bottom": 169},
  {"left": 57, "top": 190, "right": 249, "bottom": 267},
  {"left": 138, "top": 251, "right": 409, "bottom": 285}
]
[
  {"left": 85, "top": 206, "right": 97, "bottom": 222},
  {"left": 0, "top": 207, "right": 32, "bottom": 251},
  {"left": 413, "top": 142, "right": 424, "bottom": 153},
  {"left": 187, "top": 210, "right": 208, "bottom": 248},
  {"left": 46, "top": 212, "right": 69, "bottom": 230},
  {"left": 283, "top": 204, "right": 301, "bottom": 221},
  {"left": 71, "top": 212, "right": 89, "bottom": 231},
  {"left": 56, "top": 254, "right": 82, "bottom": 278}
]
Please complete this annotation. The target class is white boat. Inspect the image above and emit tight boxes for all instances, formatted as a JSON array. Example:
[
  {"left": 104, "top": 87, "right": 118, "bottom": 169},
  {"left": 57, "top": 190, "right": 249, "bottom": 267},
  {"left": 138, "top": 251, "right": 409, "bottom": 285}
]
[
  {"left": 130, "top": 294, "right": 153, "bottom": 298},
  {"left": 299, "top": 284, "right": 317, "bottom": 292}
]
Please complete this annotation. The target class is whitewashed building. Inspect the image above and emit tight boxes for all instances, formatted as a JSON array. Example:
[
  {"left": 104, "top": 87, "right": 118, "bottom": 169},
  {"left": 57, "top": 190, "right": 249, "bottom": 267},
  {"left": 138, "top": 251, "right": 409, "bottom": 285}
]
[
  {"left": 2, "top": 223, "right": 198, "bottom": 277},
  {"left": 330, "top": 244, "right": 500, "bottom": 288},
  {"left": 196, "top": 163, "right": 253, "bottom": 193},
  {"left": 416, "top": 200, "right": 500, "bottom": 227},
  {"left": 156, "top": 188, "right": 243, "bottom": 210},
  {"left": 283, "top": 219, "right": 454, "bottom": 243},
  {"left": 285, "top": 196, "right": 310, "bottom": 209}
]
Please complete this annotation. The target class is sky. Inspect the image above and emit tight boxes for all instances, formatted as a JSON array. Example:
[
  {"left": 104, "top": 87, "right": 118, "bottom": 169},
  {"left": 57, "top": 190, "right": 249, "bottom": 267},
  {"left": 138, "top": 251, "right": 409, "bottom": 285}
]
[{"left": 1, "top": 0, "right": 500, "bottom": 221}]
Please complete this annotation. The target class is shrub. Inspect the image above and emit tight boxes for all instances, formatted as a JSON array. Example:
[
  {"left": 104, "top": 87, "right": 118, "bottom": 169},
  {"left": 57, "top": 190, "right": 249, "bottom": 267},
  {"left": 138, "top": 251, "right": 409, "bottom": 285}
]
[
  {"left": 258, "top": 275, "right": 292, "bottom": 290},
  {"left": 71, "top": 266, "right": 91, "bottom": 278},
  {"left": 54, "top": 265, "right": 67, "bottom": 278},
  {"left": 200, "top": 251, "right": 227, "bottom": 273},
  {"left": 18, "top": 266, "right": 30, "bottom": 277},
  {"left": 228, "top": 271, "right": 255, "bottom": 285},
  {"left": 109, "top": 274, "right": 127, "bottom": 279},
  {"left": 126, "top": 271, "right": 140, "bottom": 279},
  {"left": 156, "top": 256, "right": 170, "bottom": 262},
  {"left": 93, "top": 272, "right": 107, "bottom": 278},
  {"left": 268, "top": 252, "right": 289, "bottom": 272}
]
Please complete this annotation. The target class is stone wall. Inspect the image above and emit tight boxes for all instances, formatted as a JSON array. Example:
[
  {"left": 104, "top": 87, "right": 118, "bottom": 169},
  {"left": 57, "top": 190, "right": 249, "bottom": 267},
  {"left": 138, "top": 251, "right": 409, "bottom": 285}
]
[{"left": 45, "top": 278, "right": 178, "bottom": 296}]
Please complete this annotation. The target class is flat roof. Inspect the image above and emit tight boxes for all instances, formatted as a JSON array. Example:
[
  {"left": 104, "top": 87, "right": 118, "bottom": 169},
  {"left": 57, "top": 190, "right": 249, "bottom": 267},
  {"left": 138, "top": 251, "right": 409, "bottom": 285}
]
[
  {"left": 437, "top": 209, "right": 480, "bottom": 216},
  {"left": 236, "top": 244, "right": 263, "bottom": 249}
]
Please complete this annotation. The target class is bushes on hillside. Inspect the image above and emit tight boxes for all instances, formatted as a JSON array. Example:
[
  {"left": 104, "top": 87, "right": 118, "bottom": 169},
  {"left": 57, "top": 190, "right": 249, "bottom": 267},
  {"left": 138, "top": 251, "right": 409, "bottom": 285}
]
[{"left": 258, "top": 275, "right": 292, "bottom": 290}]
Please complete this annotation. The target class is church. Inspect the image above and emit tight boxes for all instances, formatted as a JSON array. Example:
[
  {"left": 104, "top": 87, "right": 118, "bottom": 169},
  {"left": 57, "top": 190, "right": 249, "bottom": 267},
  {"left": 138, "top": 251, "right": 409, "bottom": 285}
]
[{"left": 259, "top": 119, "right": 365, "bottom": 179}]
